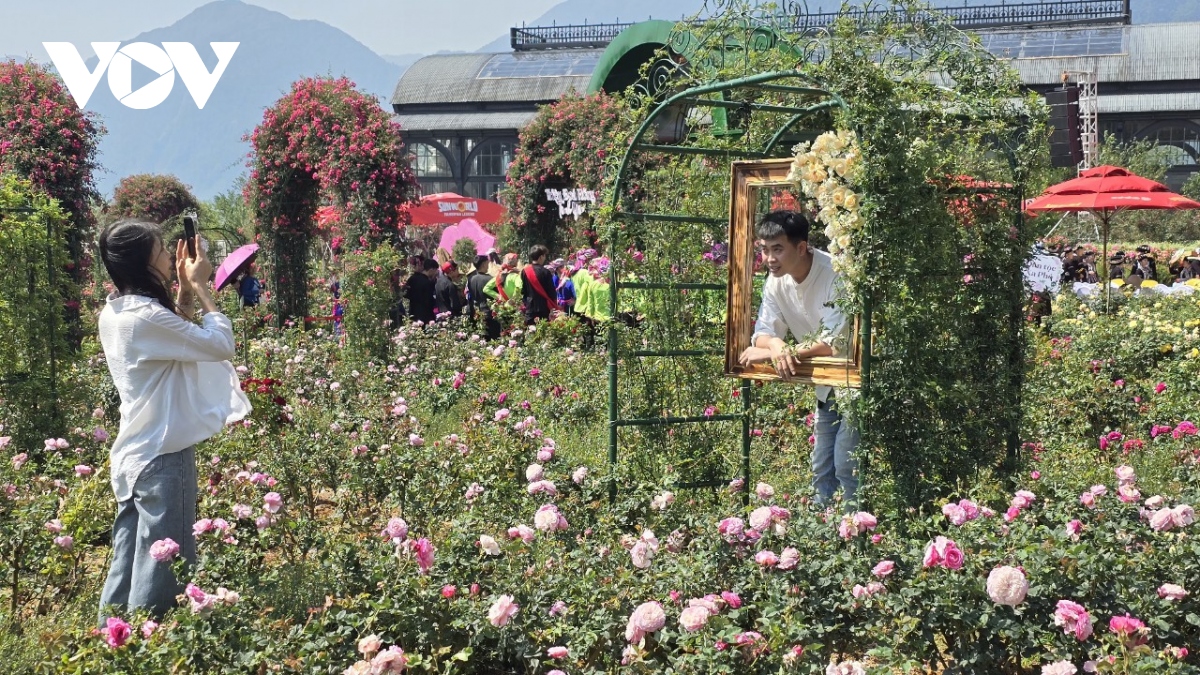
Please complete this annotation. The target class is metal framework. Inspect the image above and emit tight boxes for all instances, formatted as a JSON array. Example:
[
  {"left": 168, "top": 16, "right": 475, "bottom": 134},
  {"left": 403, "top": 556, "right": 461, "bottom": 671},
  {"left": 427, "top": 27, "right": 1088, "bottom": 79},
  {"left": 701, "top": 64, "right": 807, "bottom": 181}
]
[
  {"left": 512, "top": 0, "right": 1131, "bottom": 50},
  {"left": 605, "top": 70, "right": 859, "bottom": 501}
]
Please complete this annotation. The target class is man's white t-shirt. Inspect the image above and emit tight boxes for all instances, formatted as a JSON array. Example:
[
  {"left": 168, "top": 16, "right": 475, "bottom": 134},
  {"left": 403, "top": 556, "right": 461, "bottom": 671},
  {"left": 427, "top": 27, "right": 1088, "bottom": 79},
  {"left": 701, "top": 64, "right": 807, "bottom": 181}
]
[
  {"left": 99, "top": 293, "right": 252, "bottom": 502},
  {"left": 750, "top": 248, "right": 848, "bottom": 402}
]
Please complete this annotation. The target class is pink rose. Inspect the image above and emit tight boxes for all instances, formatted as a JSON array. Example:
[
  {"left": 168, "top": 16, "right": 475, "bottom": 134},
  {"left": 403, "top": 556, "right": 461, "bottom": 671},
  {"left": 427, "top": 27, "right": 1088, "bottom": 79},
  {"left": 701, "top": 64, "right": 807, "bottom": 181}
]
[
  {"left": 74, "top": 465, "right": 93, "bottom": 477},
  {"left": 630, "top": 541, "right": 653, "bottom": 569},
  {"left": 1066, "top": 520, "right": 1083, "bottom": 538},
  {"left": 488, "top": 594, "right": 519, "bottom": 627},
  {"left": 1054, "top": 600, "right": 1093, "bottom": 641},
  {"left": 1080, "top": 491, "right": 1096, "bottom": 508},
  {"left": 755, "top": 482, "right": 775, "bottom": 500},
  {"left": 1108, "top": 614, "right": 1146, "bottom": 644},
  {"left": 1041, "top": 660, "right": 1077, "bottom": 675},
  {"left": 441, "top": 585, "right": 456, "bottom": 599},
  {"left": 873, "top": 560, "right": 895, "bottom": 578},
  {"left": 754, "top": 550, "right": 779, "bottom": 567},
  {"left": 358, "top": 634, "right": 383, "bottom": 656},
  {"left": 1003, "top": 506, "right": 1020, "bottom": 522},
  {"left": 44, "top": 519, "right": 63, "bottom": 534},
  {"left": 54, "top": 535, "right": 73, "bottom": 550},
  {"left": 525, "top": 464, "right": 544, "bottom": 482},
  {"left": 1118, "top": 484, "right": 1141, "bottom": 503},
  {"left": 1011, "top": 490, "right": 1036, "bottom": 509},
  {"left": 572, "top": 466, "right": 588, "bottom": 484},
  {"left": 413, "top": 538, "right": 435, "bottom": 574},
  {"left": 381, "top": 517, "right": 408, "bottom": 542},
  {"left": 1149, "top": 508, "right": 1175, "bottom": 532},
  {"left": 103, "top": 616, "right": 131, "bottom": 648},
  {"left": 1172, "top": 504, "right": 1194, "bottom": 527},
  {"left": 546, "top": 646, "right": 568, "bottom": 659},
  {"left": 778, "top": 547, "right": 800, "bottom": 570},
  {"left": 943, "top": 544, "right": 964, "bottom": 570},
  {"left": 140, "top": 620, "right": 158, "bottom": 638},
  {"left": 942, "top": 503, "right": 968, "bottom": 526},
  {"left": 1115, "top": 465, "right": 1136, "bottom": 483},
  {"left": 718, "top": 517, "right": 745, "bottom": 540},
  {"left": 958, "top": 499, "right": 980, "bottom": 520},
  {"left": 720, "top": 590, "right": 742, "bottom": 609},
  {"left": 1154, "top": 382, "right": 1167, "bottom": 394},
  {"left": 263, "top": 492, "right": 283, "bottom": 513},
  {"left": 149, "top": 538, "right": 180, "bottom": 562}
]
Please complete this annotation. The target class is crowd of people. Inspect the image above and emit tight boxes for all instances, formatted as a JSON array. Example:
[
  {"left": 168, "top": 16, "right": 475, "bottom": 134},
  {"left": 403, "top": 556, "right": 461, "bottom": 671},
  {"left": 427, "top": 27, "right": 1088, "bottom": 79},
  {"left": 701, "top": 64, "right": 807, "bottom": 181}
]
[
  {"left": 386, "top": 244, "right": 615, "bottom": 340},
  {"left": 1044, "top": 241, "right": 1200, "bottom": 287}
]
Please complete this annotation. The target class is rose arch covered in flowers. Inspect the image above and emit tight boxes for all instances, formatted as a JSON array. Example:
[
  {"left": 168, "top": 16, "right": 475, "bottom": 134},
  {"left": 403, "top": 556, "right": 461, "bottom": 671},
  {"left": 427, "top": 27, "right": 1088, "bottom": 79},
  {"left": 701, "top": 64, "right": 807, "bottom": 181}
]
[{"left": 246, "top": 76, "right": 418, "bottom": 324}]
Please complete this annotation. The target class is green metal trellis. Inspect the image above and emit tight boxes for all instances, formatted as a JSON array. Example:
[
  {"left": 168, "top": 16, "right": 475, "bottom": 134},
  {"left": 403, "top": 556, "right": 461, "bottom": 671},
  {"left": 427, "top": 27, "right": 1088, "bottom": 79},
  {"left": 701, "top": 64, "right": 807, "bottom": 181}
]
[{"left": 605, "top": 70, "right": 860, "bottom": 502}]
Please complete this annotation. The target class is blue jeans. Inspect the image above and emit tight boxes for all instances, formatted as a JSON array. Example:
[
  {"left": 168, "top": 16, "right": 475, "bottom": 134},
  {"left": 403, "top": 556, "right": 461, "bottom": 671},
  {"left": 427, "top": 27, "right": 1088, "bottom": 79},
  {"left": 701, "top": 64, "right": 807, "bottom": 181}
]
[
  {"left": 98, "top": 446, "right": 197, "bottom": 625},
  {"left": 812, "top": 398, "right": 860, "bottom": 507}
]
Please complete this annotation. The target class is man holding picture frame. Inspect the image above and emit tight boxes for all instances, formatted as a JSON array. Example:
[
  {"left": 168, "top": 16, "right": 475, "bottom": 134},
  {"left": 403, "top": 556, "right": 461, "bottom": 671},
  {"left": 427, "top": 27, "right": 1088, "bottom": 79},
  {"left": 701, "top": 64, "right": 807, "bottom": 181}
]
[{"left": 737, "top": 210, "right": 860, "bottom": 507}]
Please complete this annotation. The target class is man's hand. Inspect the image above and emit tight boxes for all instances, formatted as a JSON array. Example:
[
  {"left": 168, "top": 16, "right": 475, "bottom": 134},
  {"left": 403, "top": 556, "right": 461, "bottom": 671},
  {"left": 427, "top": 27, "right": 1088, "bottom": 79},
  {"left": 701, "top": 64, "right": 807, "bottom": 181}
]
[
  {"left": 767, "top": 340, "right": 798, "bottom": 377},
  {"left": 738, "top": 346, "right": 772, "bottom": 366}
]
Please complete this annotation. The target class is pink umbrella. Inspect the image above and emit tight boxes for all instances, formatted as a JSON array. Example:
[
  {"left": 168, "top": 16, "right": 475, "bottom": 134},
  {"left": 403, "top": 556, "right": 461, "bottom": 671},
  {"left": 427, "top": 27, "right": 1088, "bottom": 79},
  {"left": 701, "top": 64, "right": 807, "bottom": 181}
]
[
  {"left": 214, "top": 243, "right": 260, "bottom": 292},
  {"left": 438, "top": 218, "right": 496, "bottom": 257}
]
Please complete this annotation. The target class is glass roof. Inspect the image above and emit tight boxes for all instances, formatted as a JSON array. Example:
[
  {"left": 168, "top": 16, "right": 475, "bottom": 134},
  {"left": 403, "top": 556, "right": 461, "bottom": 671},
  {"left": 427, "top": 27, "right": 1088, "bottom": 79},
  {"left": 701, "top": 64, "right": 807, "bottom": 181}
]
[
  {"left": 477, "top": 51, "right": 602, "bottom": 79},
  {"left": 980, "top": 26, "right": 1127, "bottom": 59}
]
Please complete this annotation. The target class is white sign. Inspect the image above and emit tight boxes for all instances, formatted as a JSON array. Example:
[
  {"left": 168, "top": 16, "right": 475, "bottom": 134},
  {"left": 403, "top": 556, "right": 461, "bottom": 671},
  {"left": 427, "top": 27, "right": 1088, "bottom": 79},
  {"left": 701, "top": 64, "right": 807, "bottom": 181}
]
[
  {"left": 545, "top": 187, "right": 596, "bottom": 220},
  {"left": 1024, "top": 254, "right": 1063, "bottom": 293},
  {"left": 43, "top": 42, "right": 239, "bottom": 109}
]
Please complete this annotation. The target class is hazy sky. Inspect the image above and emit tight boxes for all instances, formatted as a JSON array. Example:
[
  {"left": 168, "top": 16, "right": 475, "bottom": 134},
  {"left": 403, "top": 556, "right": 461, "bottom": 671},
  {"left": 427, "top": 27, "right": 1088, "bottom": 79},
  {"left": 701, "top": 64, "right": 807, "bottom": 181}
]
[{"left": 1, "top": 0, "right": 564, "bottom": 59}]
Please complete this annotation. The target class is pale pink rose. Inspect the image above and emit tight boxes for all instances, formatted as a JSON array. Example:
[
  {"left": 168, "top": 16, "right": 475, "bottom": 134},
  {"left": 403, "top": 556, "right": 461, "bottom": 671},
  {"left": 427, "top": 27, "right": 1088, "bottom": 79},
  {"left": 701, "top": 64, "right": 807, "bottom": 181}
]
[
  {"left": 852, "top": 584, "right": 869, "bottom": 599},
  {"left": 1080, "top": 491, "right": 1096, "bottom": 508},
  {"left": 149, "top": 538, "right": 180, "bottom": 562},
  {"left": 755, "top": 482, "right": 775, "bottom": 500},
  {"left": 866, "top": 581, "right": 886, "bottom": 595},
  {"left": 1011, "top": 490, "right": 1036, "bottom": 509},
  {"left": 488, "top": 595, "right": 519, "bottom": 627},
  {"left": 255, "top": 515, "right": 273, "bottom": 530},
  {"left": 54, "top": 535, "right": 73, "bottom": 550},
  {"left": 508, "top": 525, "right": 536, "bottom": 543},
  {"left": 534, "top": 504, "right": 566, "bottom": 532},
  {"left": 140, "top": 620, "right": 158, "bottom": 638},
  {"left": 11, "top": 452, "right": 27, "bottom": 469},
  {"left": 479, "top": 534, "right": 501, "bottom": 556},
  {"left": 1158, "top": 583, "right": 1188, "bottom": 600},
  {"left": 1053, "top": 600, "right": 1093, "bottom": 641},
  {"left": 1172, "top": 504, "right": 1194, "bottom": 527},
  {"left": 370, "top": 646, "right": 407, "bottom": 673},
  {"left": 986, "top": 566, "right": 1029, "bottom": 606},
  {"left": 526, "top": 480, "right": 558, "bottom": 496},
  {"left": 263, "top": 492, "right": 283, "bottom": 513},
  {"left": 1149, "top": 508, "right": 1176, "bottom": 531},
  {"left": 853, "top": 512, "right": 878, "bottom": 530},
  {"left": 922, "top": 541, "right": 941, "bottom": 568},
  {"left": 185, "top": 583, "right": 215, "bottom": 614},
  {"left": 873, "top": 560, "right": 895, "bottom": 577},
  {"left": 546, "top": 646, "right": 568, "bottom": 659},
  {"left": 630, "top": 541, "right": 653, "bottom": 569},
  {"left": 625, "top": 601, "right": 666, "bottom": 643},
  {"left": 1114, "top": 465, "right": 1136, "bottom": 484},
  {"left": 1041, "top": 660, "right": 1077, "bottom": 675},
  {"left": 942, "top": 503, "right": 968, "bottom": 526},
  {"left": 679, "top": 605, "right": 711, "bottom": 631},
  {"left": 381, "top": 517, "right": 408, "bottom": 542},
  {"left": 778, "top": 547, "right": 800, "bottom": 570},
  {"left": 216, "top": 587, "right": 239, "bottom": 605},
  {"left": 650, "top": 492, "right": 675, "bottom": 511},
  {"left": 413, "top": 538, "right": 435, "bottom": 574},
  {"left": 748, "top": 506, "right": 772, "bottom": 532},
  {"left": 1090, "top": 485, "right": 1107, "bottom": 496},
  {"left": 1118, "top": 484, "right": 1141, "bottom": 503},
  {"left": 754, "top": 549, "right": 779, "bottom": 567},
  {"left": 958, "top": 499, "right": 980, "bottom": 520},
  {"left": 357, "top": 634, "right": 382, "bottom": 656},
  {"left": 1144, "top": 495, "right": 1165, "bottom": 509},
  {"left": 549, "top": 600, "right": 567, "bottom": 616},
  {"left": 44, "top": 519, "right": 63, "bottom": 534},
  {"left": 232, "top": 503, "right": 252, "bottom": 520},
  {"left": 525, "top": 464, "right": 544, "bottom": 482},
  {"left": 74, "top": 465, "right": 93, "bottom": 477},
  {"left": 572, "top": 466, "right": 588, "bottom": 484},
  {"left": 464, "top": 483, "right": 484, "bottom": 501}
]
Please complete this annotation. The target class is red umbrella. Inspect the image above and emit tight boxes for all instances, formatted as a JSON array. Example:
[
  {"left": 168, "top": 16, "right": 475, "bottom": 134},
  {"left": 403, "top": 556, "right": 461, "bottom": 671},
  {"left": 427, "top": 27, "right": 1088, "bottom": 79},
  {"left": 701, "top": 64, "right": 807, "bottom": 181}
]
[
  {"left": 214, "top": 243, "right": 259, "bottom": 292},
  {"left": 403, "top": 192, "right": 505, "bottom": 226},
  {"left": 1024, "top": 165, "right": 1200, "bottom": 306}
]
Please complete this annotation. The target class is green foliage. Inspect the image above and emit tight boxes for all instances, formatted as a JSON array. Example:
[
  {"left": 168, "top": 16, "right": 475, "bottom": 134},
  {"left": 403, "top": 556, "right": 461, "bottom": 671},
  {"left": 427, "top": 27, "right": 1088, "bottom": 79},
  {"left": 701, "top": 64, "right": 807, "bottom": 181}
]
[
  {"left": 452, "top": 237, "right": 478, "bottom": 269},
  {"left": 341, "top": 245, "right": 403, "bottom": 361},
  {"left": 0, "top": 174, "right": 76, "bottom": 448},
  {"left": 108, "top": 173, "right": 201, "bottom": 227}
]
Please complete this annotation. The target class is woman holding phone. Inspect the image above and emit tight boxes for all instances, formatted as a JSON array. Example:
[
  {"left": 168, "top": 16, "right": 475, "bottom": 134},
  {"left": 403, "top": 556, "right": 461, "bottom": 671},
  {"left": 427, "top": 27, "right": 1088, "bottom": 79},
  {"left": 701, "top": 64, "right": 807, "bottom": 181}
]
[{"left": 95, "top": 220, "right": 251, "bottom": 623}]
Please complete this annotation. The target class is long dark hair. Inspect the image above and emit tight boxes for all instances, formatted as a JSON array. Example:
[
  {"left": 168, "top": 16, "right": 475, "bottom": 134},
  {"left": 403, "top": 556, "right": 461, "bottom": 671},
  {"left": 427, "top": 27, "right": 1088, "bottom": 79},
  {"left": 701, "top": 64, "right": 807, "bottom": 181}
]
[{"left": 99, "top": 220, "right": 177, "bottom": 314}]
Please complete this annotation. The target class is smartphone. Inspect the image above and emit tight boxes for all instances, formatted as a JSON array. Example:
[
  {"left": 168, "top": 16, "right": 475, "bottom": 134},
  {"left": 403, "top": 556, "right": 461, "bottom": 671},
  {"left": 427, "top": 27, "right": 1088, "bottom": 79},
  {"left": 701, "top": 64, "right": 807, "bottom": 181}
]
[{"left": 182, "top": 215, "right": 197, "bottom": 258}]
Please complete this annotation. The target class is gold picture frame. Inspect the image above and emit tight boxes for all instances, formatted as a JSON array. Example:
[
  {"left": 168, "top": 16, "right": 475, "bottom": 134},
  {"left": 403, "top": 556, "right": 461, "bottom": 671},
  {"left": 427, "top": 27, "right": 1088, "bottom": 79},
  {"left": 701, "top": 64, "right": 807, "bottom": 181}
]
[{"left": 724, "top": 159, "right": 862, "bottom": 388}]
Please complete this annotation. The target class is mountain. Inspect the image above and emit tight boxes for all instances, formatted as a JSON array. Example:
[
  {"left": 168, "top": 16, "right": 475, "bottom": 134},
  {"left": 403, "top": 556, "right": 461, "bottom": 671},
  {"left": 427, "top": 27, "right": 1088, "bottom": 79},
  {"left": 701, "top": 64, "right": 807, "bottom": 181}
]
[
  {"left": 70, "top": 0, "right": 402, "bottom": 200},
  {"left": 381, "top": 53, "right": 424, "bottom": 71},
  {"left": 478, "top": 0, "right": 1200, "bottom": 51}
]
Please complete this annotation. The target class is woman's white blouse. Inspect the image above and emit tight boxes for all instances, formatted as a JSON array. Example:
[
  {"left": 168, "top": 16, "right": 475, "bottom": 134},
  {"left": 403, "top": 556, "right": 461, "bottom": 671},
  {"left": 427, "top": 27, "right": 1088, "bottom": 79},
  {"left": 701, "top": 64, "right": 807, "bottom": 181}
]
[{"left": 98, "top": 293, "right": 251, "bottom": 501}]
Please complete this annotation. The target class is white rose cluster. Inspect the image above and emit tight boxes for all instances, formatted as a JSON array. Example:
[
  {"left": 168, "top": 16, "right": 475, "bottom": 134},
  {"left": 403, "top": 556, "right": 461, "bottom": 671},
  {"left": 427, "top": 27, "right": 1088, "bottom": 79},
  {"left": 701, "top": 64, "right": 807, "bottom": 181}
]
[{"left": 786, "top": 129, "right": 865, "bottom": 292}]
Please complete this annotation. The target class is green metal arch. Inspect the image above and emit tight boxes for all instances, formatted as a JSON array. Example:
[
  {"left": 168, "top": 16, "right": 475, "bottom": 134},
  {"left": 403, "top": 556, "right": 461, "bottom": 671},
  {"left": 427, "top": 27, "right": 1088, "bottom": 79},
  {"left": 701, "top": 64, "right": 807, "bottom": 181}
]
[
  {"left": 604, "top": 69, "right": 866, "bottom": 501},
  {"left": 587, "top": 20, "right": 676, "bottom": 94}
]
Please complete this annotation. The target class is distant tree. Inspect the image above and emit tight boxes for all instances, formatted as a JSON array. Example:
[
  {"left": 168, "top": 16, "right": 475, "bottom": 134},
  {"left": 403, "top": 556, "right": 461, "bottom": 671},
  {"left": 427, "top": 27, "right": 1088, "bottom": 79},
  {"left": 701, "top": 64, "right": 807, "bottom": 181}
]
[{"left": 109, "top": 174, "right": 201, "bottom": 226}]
